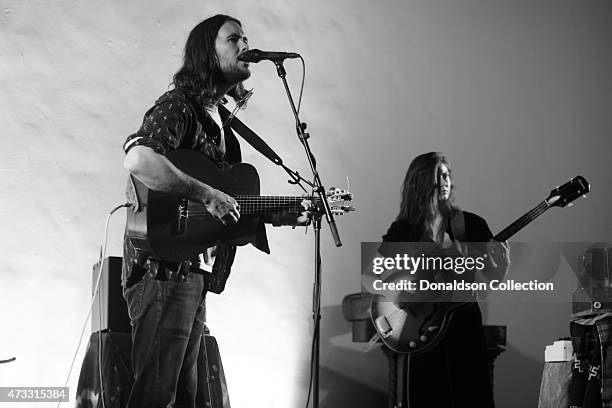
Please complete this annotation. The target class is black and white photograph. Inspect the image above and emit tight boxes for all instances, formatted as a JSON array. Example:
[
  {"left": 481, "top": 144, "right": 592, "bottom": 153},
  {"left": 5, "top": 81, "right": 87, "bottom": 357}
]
[{"left": 1, "top": 1, "right": 610, "bottom": 407}]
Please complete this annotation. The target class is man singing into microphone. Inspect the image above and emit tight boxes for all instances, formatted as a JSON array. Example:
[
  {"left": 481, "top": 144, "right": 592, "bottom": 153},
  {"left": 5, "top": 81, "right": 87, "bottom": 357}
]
[{"left": 122, "top": 15, "right": 306, "bottom": 407}]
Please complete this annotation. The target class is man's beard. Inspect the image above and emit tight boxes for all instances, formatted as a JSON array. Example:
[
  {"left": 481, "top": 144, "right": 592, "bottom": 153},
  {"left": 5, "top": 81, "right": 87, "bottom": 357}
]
[{"left": 219, "top": 63, "right": 251, "bottom": 85}]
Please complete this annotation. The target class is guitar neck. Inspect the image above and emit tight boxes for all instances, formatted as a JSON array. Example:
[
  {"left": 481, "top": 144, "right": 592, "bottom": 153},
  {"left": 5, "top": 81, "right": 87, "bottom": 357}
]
[
  {"left": 493, "top": 200, "right": 550, "bottom": 242},
  {"left": 234, "top": 196, "right": 312, "bottom": 215}
]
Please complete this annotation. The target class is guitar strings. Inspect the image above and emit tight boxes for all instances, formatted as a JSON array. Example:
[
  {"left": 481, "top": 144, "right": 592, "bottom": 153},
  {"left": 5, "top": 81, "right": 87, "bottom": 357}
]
[
  {"left": 187, "top": 204, "right": 307, "bottom": 215},
  {"left": 496, "top": 201, "right": 546, "bottom": 240},
  {"left": 184, "top": 195, "right": 335, "bottom": 216},
  {"left": 495, "top": 201, "right": 548, "bottom": 241}
]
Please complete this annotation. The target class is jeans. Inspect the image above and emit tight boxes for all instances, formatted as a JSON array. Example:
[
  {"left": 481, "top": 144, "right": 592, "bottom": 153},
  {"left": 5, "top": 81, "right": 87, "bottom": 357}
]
[{"left": 123, "top": 270, "right": 206, "bottom": 408}]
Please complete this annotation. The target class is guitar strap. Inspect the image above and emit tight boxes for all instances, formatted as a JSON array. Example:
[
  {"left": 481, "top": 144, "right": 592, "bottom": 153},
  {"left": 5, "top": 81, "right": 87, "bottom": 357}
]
[
  {"left": 218, "top": 104, "right": 285, "bottom": 166},
  {"left": 450, "top": 210, "right": 466, "bottom": 241},
  {"left": 450, "top": 210, "right": 468, "bottom": 255}
]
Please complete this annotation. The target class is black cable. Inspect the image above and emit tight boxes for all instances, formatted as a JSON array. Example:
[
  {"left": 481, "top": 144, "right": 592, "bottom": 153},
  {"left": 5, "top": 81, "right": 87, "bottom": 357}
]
[{"left": 297, "top": 56, "right": 306, "bottom": 114}]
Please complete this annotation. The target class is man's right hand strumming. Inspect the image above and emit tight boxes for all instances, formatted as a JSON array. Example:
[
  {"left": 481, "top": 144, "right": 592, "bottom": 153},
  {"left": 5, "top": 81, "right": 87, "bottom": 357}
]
[{"left": 201, "top": 187, "right": 240, "bottom": 225}]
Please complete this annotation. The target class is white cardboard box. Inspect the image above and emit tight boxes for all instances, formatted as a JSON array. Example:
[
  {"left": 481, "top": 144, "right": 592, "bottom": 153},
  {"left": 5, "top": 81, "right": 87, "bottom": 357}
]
[{"left": 544, "top": 340, "right": 573, "bottom": 362}]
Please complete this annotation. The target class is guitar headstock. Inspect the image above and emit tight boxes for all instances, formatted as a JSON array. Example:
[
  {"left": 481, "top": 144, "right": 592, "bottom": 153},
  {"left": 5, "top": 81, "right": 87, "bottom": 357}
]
[
  {"left": 547, "top": 175, "right": 590, "bottom": 208},
  {"left": 327, "top": 187, "right": 355, "bottom": 215},
  {"left": 327, "top": 187, "right": 353, "bottom": 201}
]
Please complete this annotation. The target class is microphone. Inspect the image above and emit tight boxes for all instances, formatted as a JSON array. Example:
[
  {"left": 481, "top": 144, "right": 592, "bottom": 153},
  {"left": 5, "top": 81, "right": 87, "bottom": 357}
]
[{"left": 238, "top": 49, "right": 300, "bottom": 63}]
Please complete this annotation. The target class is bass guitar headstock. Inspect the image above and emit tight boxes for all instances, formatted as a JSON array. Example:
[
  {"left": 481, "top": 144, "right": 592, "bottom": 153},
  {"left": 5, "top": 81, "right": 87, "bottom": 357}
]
[{"left": 547, "top": 175, "right": 590, "bottom": 207}]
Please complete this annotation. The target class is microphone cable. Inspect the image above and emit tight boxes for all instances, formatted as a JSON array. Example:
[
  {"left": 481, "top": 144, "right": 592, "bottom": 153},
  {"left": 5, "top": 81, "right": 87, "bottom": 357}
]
[{"left": 297, "top": 56, "right": 306, "bottom": 115}]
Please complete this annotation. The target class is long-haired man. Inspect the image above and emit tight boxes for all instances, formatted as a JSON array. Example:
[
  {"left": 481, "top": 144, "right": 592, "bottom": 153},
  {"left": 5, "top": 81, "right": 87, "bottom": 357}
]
[{"left": 121, "top": 15, "right": 304, "bottom": 407}]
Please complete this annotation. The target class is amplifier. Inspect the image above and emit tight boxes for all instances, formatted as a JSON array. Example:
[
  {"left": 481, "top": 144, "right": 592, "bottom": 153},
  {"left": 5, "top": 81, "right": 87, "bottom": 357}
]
[{"left": 91, "top": 256, "right": 131, "bottom": 333}]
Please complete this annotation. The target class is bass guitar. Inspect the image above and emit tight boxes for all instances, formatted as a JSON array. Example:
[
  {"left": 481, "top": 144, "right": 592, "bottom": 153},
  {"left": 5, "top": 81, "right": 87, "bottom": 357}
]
[
  {"left": 369, "top": 176, "right": 590, "bottom": 354},
  {"left": 126, "top": 149, "right": 353, "bottom": 261}
]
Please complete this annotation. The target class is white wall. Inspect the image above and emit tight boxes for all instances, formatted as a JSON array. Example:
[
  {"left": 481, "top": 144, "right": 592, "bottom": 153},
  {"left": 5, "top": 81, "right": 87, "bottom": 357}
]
[{"left": 1, "top": 1, "right": 610, "bottom": 407}]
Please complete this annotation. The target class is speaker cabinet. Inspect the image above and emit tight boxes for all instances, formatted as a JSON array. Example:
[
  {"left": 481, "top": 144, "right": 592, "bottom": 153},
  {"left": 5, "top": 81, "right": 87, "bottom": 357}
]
[
  {"left": 76, "top": 332, "right": 228, "bottom": 407},
  {"left": 92, "top": 256, "right": 131, "bottom": 333}
]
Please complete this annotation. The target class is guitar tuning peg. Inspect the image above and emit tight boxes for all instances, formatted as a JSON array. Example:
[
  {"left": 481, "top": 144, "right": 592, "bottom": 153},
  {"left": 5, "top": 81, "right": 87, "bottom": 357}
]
[
  {"left": 582, "top": 194, "right": 587, "bottom": 199},
  {"left": 567, "top": 203, "right": 574, "bottom": 207}
]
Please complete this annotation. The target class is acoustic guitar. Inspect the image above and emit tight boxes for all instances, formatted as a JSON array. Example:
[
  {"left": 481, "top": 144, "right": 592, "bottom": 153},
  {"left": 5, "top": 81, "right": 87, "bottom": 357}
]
[{"left": 126, "top": 149, "right": 353, "bottom": 261}]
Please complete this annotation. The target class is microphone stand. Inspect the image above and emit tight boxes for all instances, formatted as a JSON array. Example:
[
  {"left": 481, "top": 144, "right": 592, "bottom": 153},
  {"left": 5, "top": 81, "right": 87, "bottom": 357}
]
[{"left": 272, "top": 59, "right": 342, "bottom": 408}]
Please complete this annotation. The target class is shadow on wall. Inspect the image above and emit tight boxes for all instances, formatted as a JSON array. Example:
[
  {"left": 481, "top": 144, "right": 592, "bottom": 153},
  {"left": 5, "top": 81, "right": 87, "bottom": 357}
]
[
  {"left": 319, "top": 366, "right": 387, "bottom": 408},
  {"left": 317, "top": 303, "right": 551, "bottom": 408},
  {"left": 318, "top": 304, "right": 388, "bottom": 407},
  {"left": 495, "top": 344, "right": 544, "bottom": 408}
]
